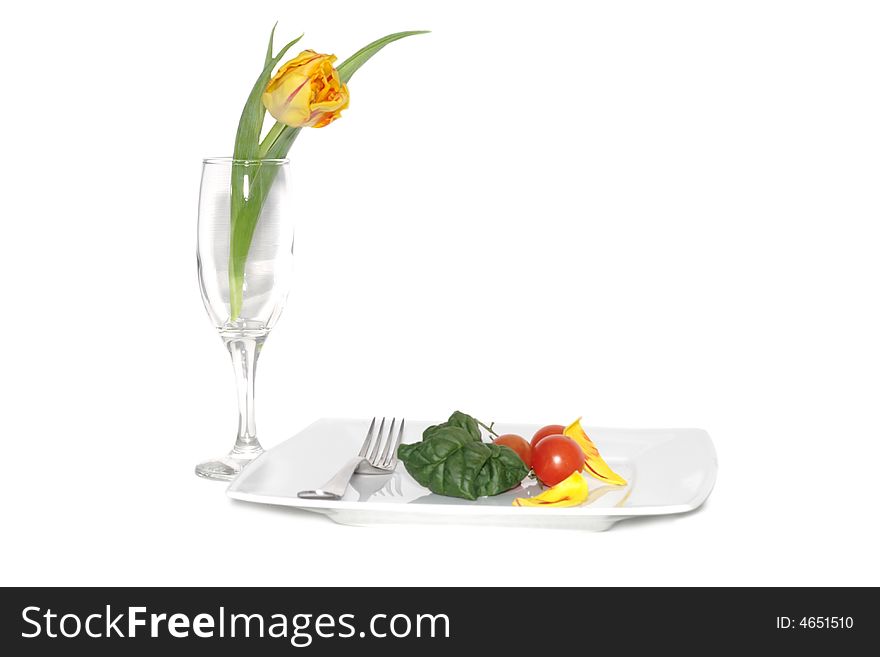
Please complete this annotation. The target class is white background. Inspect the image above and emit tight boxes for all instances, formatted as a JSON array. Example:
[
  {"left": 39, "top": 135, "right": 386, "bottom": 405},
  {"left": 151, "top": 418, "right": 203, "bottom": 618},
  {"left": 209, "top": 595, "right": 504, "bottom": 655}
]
[{"left": 1, "top": 0, "right": 878, "bottom": 586}]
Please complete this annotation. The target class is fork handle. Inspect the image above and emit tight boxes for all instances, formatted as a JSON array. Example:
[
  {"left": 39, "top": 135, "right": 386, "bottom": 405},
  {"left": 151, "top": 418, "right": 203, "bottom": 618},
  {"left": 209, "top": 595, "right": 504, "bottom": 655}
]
[{"left": 297, "top": 456, "right": 366, "bottom": 500}]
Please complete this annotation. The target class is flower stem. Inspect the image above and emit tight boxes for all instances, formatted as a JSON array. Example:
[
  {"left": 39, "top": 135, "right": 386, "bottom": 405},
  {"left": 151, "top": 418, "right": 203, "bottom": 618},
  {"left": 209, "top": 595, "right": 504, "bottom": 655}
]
[
  {"left": 259, "top": 121, "right": 286, "bottom": 158},
  {"left": 476, "top": 419, "right": 499, "bottom": 438}
]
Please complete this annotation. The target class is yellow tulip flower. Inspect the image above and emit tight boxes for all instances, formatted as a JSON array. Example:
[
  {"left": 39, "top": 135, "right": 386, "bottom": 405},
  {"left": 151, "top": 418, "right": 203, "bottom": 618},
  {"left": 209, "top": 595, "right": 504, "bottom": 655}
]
[{"left": 262, "top": 50, "right": 350, "bottom": 128}]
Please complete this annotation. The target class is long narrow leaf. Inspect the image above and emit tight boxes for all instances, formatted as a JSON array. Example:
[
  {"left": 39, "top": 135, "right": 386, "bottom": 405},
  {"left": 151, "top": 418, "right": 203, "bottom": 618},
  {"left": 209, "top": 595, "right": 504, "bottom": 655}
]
[
  {"left": 228, "top": 29, "right": 303, "bottom": 319},
  {"left": 336, "top": 30, "right": 429, "bottom": 83},
  {"left": 265, "top": 22, "right": 278, "bottom": 68},
  {"left": 233, "top": 32, "right": 303, "bottom": 160}
]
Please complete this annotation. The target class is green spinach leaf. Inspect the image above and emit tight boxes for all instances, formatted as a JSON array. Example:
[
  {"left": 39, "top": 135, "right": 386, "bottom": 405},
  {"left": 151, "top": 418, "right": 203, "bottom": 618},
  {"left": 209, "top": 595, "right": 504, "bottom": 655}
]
[
  {"left": 473, "top": 442, "right": 530, "bottom": 498},
  {"left": 423, "top": 410, "right": 481, "bottom": 442},
  {"left": 397, "top": 420, "right": 528, "bottom": 500}
]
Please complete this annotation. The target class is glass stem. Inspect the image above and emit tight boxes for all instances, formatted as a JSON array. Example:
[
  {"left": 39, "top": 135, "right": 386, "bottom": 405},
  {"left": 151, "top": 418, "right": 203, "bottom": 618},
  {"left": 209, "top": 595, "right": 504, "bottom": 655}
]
[{"left": 225, "top": 334, "right": 265, "bottom": 456}]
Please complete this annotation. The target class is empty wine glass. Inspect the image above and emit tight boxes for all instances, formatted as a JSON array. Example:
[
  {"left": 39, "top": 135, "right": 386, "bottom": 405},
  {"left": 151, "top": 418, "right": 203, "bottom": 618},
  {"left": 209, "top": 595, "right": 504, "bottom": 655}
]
[{"left": 195, "top": 158, "right": 293, "bottom": 480}]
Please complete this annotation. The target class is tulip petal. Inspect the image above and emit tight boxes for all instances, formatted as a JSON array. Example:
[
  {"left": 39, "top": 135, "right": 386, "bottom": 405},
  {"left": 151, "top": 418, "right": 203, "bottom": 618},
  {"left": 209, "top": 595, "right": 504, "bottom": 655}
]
[
  {"left": 563, "top": 418, "right": 627, "bottom": 486},
  {"left": 513, "top": 472, "right": 590, "bottom": 508}
]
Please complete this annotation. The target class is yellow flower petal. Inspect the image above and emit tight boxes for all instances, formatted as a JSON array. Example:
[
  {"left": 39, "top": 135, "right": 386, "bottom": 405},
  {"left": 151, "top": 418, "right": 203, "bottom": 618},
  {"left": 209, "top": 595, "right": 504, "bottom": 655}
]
[
  {"left": 563, "top": 418, "right": 627, "bottom": 486},
  {"left": 513, "top": 472, "right": 589, "bottom": 508}
]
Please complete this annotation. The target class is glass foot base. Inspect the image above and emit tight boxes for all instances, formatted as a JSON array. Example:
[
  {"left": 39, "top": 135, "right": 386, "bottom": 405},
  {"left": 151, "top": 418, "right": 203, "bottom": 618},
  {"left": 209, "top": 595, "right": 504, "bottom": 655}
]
[{"left": 195, "top": 448, "right": 263, "bottom": 481}]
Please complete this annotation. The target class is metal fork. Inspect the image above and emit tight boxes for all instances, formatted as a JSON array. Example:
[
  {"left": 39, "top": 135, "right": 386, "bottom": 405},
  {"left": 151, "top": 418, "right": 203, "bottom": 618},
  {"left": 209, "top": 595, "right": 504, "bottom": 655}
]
[{"left": 297, "top": 417, "right": 405, "bottom": 500}]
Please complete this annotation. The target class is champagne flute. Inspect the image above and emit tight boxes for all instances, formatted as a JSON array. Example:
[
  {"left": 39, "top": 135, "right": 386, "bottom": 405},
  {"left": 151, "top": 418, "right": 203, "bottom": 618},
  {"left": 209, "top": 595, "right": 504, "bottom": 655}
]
[{"left": 195, "top": 158, "right": 292, "bottom": 480}]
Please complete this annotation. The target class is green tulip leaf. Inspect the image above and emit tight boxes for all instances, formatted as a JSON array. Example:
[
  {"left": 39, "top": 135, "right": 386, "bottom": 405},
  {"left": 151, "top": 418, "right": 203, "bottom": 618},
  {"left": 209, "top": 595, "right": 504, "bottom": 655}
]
[{"left": 336, "top": 30, "right": 429, "bottom": 83}]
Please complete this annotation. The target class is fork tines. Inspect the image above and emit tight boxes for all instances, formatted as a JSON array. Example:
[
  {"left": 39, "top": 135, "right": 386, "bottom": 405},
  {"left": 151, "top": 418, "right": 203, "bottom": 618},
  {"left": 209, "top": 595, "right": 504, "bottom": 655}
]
[{"left": 359, "top": 417, "right": 406, "bottom": 469}]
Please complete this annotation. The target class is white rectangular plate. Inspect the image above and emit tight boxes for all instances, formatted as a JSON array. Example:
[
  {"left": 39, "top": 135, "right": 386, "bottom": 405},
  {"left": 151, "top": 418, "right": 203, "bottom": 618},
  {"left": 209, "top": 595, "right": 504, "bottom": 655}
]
[{"left": 227, "top": 419, "right": 717, "bottom": 531}]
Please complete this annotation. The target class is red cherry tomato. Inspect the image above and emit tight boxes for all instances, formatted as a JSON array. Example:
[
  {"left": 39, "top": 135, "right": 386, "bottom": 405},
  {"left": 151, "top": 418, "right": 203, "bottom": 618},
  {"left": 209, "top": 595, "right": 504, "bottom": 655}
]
[
  {"left": 532, "top": 435, "right": 584, "bottom": 486},
  {"left": 494, "top": 434, "right": 532, "bottom": 468},
  {"left": 531, "top": 424, "right": 566, "bottom": 450}
]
